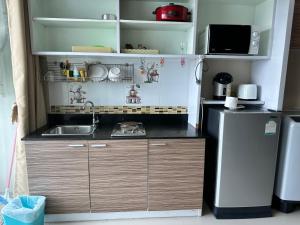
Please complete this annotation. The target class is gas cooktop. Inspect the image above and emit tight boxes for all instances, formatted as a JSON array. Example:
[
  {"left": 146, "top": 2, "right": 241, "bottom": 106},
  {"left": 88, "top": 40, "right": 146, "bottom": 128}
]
[{"left": 111, "top": 122, "right": 146, "bottom": 137}]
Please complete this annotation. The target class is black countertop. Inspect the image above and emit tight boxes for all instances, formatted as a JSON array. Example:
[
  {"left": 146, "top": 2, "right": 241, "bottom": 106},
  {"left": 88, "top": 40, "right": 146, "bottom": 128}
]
[{"left": 23, "top": 114, "right": 204, "bottom": 141}]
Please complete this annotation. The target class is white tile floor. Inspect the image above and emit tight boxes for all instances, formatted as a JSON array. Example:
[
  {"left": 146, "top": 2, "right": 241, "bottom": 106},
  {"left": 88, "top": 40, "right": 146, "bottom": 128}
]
[{"left": 47, "top": 207, "right": 300, "bottom": 225}]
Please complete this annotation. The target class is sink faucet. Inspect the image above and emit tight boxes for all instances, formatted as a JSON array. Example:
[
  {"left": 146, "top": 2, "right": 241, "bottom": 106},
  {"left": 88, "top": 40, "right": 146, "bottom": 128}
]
[{"left": 82, "top": 101, "right": 98, "bottom": 131}]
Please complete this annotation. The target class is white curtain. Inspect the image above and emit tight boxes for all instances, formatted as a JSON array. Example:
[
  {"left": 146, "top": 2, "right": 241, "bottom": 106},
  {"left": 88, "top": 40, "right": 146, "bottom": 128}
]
[
  {"left": 6, "top": 0, "right": 47, "bottom": 196},
  {"left": 0, "top": 0, "right": 15, "bottom": 194}
]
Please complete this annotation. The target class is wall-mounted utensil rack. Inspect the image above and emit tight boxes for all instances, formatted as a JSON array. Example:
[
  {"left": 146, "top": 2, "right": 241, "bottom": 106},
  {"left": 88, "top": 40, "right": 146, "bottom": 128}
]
[{"left": 43, "top": 62, "right": 134, "bottom": 83}]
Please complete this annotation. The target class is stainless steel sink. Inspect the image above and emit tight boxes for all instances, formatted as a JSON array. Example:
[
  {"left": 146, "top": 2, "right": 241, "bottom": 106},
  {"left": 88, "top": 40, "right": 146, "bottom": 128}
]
[{"left": 42, "top": 125, "right": 94, "bottom": 136}]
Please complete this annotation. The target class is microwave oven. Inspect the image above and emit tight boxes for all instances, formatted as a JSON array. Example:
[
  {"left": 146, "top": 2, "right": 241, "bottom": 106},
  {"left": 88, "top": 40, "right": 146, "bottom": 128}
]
[{"left": 199, "top": 24, "right": 261, "bottom": 55}]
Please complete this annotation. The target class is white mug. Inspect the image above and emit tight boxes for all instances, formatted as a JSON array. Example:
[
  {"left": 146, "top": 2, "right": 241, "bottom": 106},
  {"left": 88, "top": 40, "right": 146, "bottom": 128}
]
[{"left": 225, "top": 96, "right": 238, "bottom": 109}]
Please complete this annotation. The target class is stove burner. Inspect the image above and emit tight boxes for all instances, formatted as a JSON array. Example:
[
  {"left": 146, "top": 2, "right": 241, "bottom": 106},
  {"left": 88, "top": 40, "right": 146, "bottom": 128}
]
[{"left": 111, "top": 122, "right": 146, "bottom": 137}]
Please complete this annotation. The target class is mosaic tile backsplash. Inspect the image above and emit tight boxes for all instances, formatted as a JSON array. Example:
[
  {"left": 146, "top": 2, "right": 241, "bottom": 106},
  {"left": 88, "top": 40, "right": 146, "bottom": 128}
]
[{"left": 50, "top": 106, "right": 188, "bottom": 115}]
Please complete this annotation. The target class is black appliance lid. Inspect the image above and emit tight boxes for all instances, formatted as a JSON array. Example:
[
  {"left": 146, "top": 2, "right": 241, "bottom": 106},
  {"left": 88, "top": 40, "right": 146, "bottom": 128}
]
[{"left": 213, "top": 72, "right": 233, "bottom": 84}]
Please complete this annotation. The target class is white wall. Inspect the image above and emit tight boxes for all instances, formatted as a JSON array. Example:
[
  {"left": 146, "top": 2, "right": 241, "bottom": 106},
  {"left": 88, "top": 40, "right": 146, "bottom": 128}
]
[{"left": 251, "top": 0, "right": 295, "bottom": 111}]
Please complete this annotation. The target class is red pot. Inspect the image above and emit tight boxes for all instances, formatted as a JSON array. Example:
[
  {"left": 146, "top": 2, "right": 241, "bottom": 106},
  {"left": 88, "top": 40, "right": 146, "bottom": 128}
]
[{"left": 153, "top": 3, "right": 190, "bottom": 22}]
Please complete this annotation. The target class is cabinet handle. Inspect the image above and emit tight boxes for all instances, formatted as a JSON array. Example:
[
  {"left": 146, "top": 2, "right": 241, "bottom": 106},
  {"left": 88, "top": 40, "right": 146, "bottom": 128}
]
[
  {"left": 90, "top": 144, "right": 107, "bottom": 148},
  {"left": 150, "top": 143, "right": 167, "bottom": 146},
  {"left": 68, "top": 144, "right": 85, "bottom": 148}
]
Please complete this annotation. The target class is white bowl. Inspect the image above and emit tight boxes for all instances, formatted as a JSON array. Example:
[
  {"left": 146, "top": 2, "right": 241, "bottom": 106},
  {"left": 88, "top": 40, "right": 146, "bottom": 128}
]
[{"left": 108, "top": 67, "right": 121, "bottom": 81}]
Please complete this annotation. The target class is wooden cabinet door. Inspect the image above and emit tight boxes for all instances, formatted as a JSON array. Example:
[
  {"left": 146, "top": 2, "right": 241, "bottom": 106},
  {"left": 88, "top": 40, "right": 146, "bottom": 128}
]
[
  {"left": 148, "top": 139, "right": 205, "bottom": 211},
  {"left": 89, "top": 140, "right": 148, "bottom": 212},
  {"left": 25, "top": 141, "right": 90, "bottom": 214}
]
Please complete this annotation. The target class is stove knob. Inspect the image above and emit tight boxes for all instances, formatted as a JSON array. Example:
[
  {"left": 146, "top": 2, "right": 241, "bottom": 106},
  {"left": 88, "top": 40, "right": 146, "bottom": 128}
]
[
  {"left": 252, "top": 40, "right": 258, "bottom": 47},
  {"left": 252, "top": 31, "right": 259, "bottom": 38}
]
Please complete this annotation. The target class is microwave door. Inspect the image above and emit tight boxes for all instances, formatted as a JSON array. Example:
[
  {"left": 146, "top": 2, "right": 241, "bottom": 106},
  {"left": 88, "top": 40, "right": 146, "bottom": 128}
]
[{"left": 209, "top": 25, "right": 251, "bottom": 54}]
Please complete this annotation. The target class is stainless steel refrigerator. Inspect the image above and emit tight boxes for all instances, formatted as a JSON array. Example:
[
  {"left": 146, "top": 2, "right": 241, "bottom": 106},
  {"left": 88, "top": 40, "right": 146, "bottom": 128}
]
[{"left": 205, "top": 108, "right": 281, "bottom": 219}]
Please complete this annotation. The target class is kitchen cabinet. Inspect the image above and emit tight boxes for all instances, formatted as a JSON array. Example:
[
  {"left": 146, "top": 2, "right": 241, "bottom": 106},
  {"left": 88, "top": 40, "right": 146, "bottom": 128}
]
[
  {"left": 25, "top": 138, "right": 205, "bottom": 214},
  {"left": 88, "top": 140, "right": 148, "bottom": 212},
  {"left": 25, "top": 141, "right": 90, "bottom": 214},
  {"left": 27, "top": 0, "right": 278, "bottom": 57},
  {"left": 148, "top": 139, "right": 205, "bottom": 211},
  {"left": 28, "top": 0, "right": 198, "bottom": 56}
]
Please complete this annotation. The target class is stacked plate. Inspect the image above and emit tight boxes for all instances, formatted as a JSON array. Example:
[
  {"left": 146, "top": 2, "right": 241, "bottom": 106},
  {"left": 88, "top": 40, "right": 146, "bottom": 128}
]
[
  {"left": 87, "top": 64, "right": 121, "bottom": 82},
  {"left": 88, "top": 64, "right": 108, "bottom": 82}
]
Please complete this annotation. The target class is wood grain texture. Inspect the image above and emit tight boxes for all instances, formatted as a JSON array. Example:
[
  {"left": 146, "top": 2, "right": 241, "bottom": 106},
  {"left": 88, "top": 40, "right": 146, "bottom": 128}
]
[
  {"left": 148, "top": 139, "right": 205, "bottom": 211},
  {"left": 89, "top": 140, "right": 148, "bottom": 212},
  {"left": 291, "top": 0, "right": 300, "bottom": 49},
  {"left": 25, "top": 141, "right": 90, "bottom": 214}
]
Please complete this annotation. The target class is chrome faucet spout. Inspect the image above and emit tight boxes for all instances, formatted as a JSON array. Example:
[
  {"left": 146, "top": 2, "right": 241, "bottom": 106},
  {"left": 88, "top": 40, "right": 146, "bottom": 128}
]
[
  {"left": 84, "top": 101, "right": 94, "bottom": 108},
  {"left": 82, "top": 101, "right": 98, "bottom": 130}
]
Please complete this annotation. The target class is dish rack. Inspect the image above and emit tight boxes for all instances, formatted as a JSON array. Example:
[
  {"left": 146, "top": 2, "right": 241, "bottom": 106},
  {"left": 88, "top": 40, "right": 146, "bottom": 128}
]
[{"left": 44, "top": 62, "right": 134, "bottom": 83}]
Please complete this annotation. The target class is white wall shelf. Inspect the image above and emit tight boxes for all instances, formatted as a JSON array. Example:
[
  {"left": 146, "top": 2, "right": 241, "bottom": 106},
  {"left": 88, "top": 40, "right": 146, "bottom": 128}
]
[
  {"left": 203, "top": 100, "right": 265, "bottom": 105},
  {"left": 33, "top": 17, "right": 117, "bottom": 29},
  {"left": 118, "top": 53, "right": 197, "bottom": 58},
  {"left": 29, "top": 0, "right": 276, "bottom": 58},
  {"left": 32, "top": 51, "right": 199, "bottom": 59},
  {"left": 119, "top": 0, "right": 197, "bottom": 55},
  {"left": 32, "top": 51, "right": 272, "bottom": 61},
  {"left": 204, "top": 55, "right": 270, "bottom": 61},
  {"left": 120, "top": 20, "right": 193, "bottom": 31},
  {"left": 29, "top": 0, "right": 198, "bottom": 56}
]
